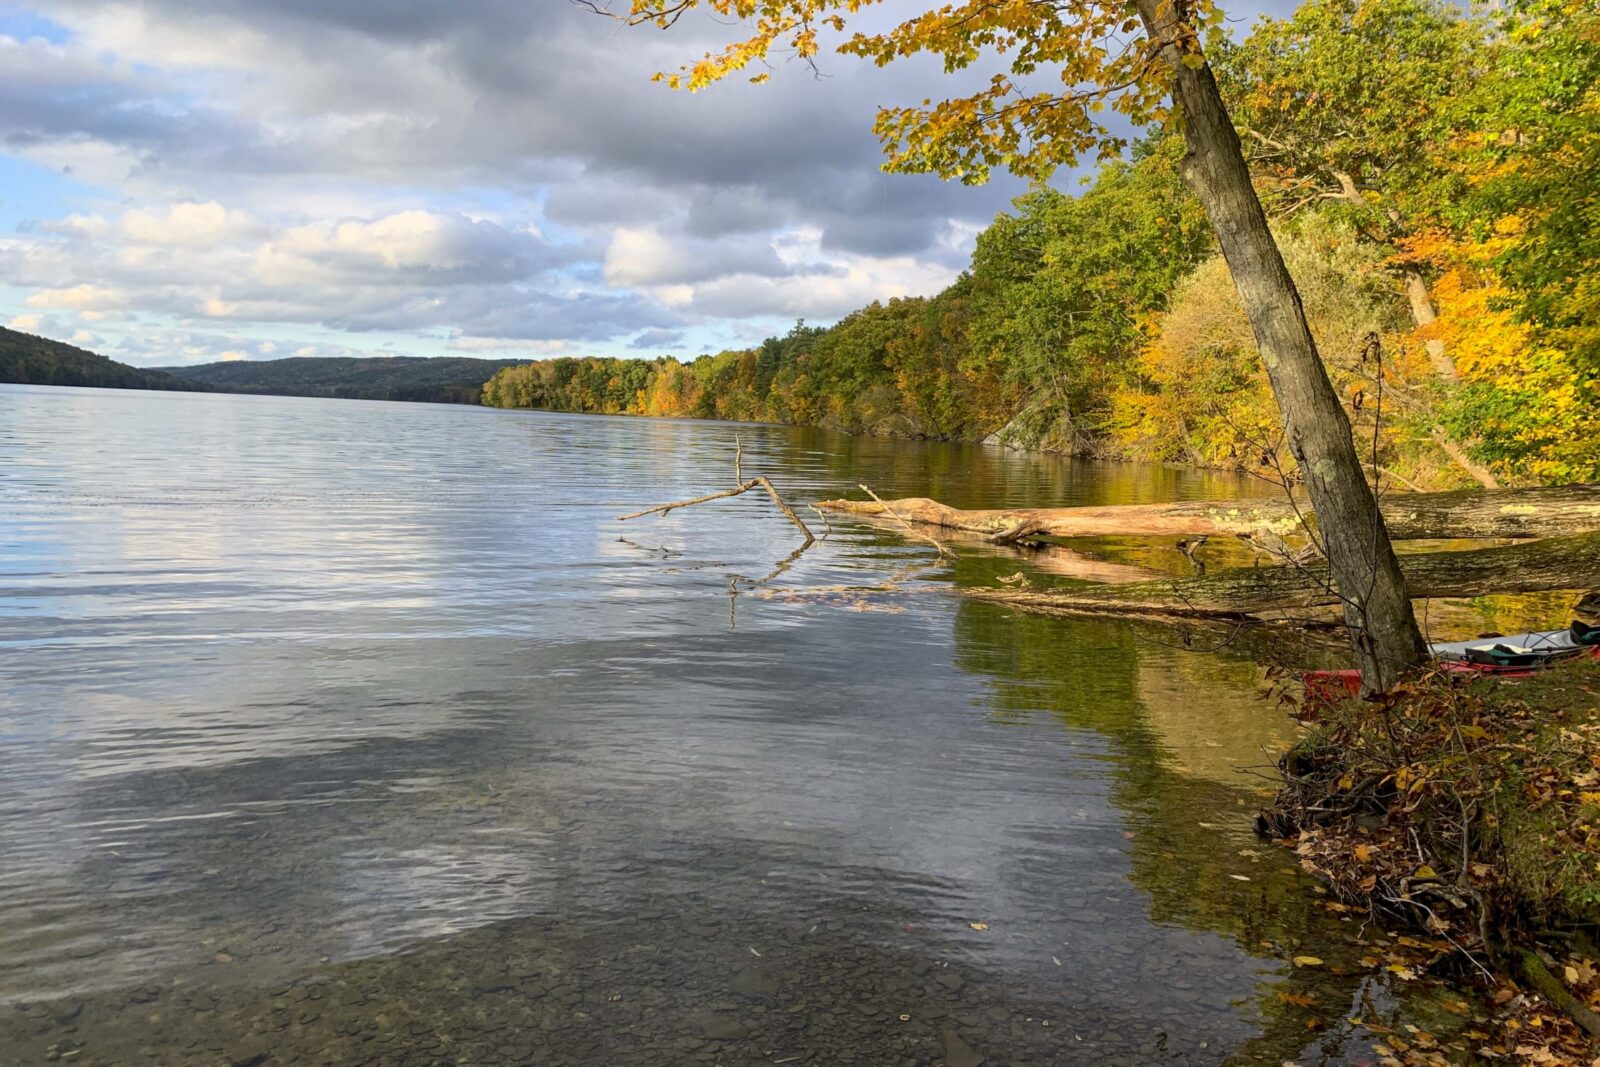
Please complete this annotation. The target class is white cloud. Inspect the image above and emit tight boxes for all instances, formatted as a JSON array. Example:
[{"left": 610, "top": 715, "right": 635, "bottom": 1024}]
[
  {"left": 602, "top": 227, "right": 676, "bottom": 288},
  {"left": 25, "top": 284, "right": 128, "bottom": 311},
  {"left": 623, "top": 226, "right": 965, "bottom": 320},
  {"left": 445, "top": 336, "right": 575, "bottom": 354},
  {"left": 0, "top": 0, "right": 1034, "bottom": 360},
  {"left": 0, "top": 200, "right": 649, "bottom": 350},
  {"left": 40, "top": 214, "right": 111, "bottom": 238},
  {"left": 119, "top": 202, "right": 258, "bottom": 247},
  {"left": 603, "top": 227, "right": 794, "bottom": 288}
]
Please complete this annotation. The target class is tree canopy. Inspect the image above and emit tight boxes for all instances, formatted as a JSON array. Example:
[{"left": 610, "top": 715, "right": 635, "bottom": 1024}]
[
  {"left": 607, "top": 0, "right": 1227, "bottom": 182},
  {"left": 500, "top": 0, "right": 1597, "bottom": 492}
]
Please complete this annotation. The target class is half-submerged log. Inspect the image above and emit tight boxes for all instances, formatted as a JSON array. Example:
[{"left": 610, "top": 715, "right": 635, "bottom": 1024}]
[
  {"left": 967, "top": 530, "right": 1600, "bottom": 620},
  {"left": 817, "top": 484, "right": 1600, "bottom": 542}
]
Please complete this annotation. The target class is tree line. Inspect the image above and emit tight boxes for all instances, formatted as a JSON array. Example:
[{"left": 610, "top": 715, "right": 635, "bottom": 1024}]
[{"left": 486, "top": 0, "right": 1597, "bottom": 490}]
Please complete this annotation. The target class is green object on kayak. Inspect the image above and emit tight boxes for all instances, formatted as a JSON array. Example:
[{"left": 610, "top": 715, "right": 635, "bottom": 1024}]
[{"left": 1465, "top": 642, "right": 1584, "bottom": 668}]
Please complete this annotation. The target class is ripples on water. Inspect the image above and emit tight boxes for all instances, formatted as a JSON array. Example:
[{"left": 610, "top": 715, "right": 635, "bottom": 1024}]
[{"left": 1, "top": 385, "right": 1473, "bottom": 1064}]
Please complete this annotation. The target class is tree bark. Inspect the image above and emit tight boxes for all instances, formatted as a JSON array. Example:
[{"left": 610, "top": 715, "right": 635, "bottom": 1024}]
[
  {"left": 816, "top": 484, "right": 1600, "bottom": 541},
  {"left": 1400, "top": 268, "right": 1459, "bottom": 381},
  {"left": 966, "top": 530, "right": 1600, "bottom": 620},
  {"left": 1134, "top": 2, "right": 1426, "bottom": 692}
]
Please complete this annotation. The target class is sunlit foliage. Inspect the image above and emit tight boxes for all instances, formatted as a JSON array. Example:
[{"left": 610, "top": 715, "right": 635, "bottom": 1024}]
[
  {"left": 1114, "top": 215, "right": 1420, "bottom": 470},
  {"left": 493, "top": 0, "right": 1598, "bottom": 487},
  {"left": 611, "top": 0, "right": 1228, "bottom": 183}
]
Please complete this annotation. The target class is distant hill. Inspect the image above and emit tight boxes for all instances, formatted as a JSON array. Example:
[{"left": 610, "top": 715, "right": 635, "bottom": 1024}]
[
  {"left": 159, "top": 355, "right": 530, "bottom": 404},
  {"left": 0, "top": 330, "right": 532, "bottom": 405},
  {"left": 0, "top": 327, "right": 207, "bottom": 392}
]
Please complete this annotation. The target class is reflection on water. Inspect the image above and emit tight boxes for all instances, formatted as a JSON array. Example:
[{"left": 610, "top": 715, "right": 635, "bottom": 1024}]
[{"left": 1, "top": 386, "right": 1475, "bottom": 1064}]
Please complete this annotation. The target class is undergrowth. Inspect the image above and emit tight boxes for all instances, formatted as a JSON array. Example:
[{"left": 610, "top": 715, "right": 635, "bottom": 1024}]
[{"left": 1260, "top": 658, "right": 1600, "bottom": 1062}]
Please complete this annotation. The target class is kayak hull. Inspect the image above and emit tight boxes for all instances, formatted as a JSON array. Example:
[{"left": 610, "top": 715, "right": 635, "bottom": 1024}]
[{"left": 1302, "top": 630, "right": 1600, "bottom": 701}]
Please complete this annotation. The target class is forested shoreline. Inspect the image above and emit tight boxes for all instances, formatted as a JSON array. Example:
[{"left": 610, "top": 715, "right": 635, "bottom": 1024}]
[{"left": 483, "top": 0, "right": 1597, "bottom": 489}]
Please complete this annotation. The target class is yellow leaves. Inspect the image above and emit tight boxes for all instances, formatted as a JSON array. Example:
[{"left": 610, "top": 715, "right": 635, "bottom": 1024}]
[
  {"left": 1418, "top": 225, "right": 1600, "bottom": 481},
  {"left": 1564, "top": 958, "right": 1597, "bottom": 986},
  {"left": 1292, "top": 955, "right": 1324, "bottom": 967},
  {"left": 618, "top": 0, "right": 1186, "bottom": 184}
]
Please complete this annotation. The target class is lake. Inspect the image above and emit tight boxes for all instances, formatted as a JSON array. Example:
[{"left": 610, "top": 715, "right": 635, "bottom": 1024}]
[{"left": 0, "top": 384, "right": 1479, "bottom": 1065}]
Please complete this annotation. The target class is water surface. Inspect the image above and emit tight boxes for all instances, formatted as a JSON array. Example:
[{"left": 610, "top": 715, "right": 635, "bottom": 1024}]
[{"left": 1, "top": 385, "right": 1474, "bottom": 1064}]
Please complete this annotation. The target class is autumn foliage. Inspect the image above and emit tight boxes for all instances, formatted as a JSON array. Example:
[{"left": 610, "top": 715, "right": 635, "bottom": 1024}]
[{"left": 493, "top": 0, "right": 1599, "bottom": 488}]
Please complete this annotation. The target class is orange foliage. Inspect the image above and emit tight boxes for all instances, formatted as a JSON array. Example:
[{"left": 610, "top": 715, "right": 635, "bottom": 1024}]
[{"left": 1407, "top": 227, "right": 1600, "bottom": 483}]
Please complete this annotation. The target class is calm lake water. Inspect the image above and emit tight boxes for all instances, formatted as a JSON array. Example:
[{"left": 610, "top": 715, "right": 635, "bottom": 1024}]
[{"left": 0, "top": 385, "right": 1484, "bottom": 1065}]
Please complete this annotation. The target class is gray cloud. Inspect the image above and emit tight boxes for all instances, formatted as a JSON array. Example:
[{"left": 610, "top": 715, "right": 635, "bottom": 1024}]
[
  {"left": 0, "top": 201, "right": 674, "bottom": 342},
  {"left": 628, "top": 328, "right": 686, "bottom": 351},
  {"left": 27, "top": 1, "right": 1022, "bottom": 246},
  {"left": 0, "top": 0, "right": 1160, "bottom": 355}
]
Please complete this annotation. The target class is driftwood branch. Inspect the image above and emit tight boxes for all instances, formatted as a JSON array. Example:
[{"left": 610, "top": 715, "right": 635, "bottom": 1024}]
[
  {"left": 619, "top": 443, "right": 815, "bottom": 545},
  {"left": 816, "top": 485, "right": 1600, "bottom": 542},
  {"left": 807, "top": 504, "right": 834, "bottom": 539},
  {"left": 966, "top": 530, "right": 1600, "bottom": 621},
  {"left": 620, "top": 476, "right": 815, "bottom": 544},
  {"left": 858, "top": 484, "right": 953, "bottom": 558}
]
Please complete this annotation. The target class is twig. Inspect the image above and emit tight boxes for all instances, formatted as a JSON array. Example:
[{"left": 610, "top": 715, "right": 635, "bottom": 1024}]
[
  {"left": 622, "top": 476, "right": 814, "bottom": 544},
  {"left": 734, "top": 434, "right": 743, "bottom": 484},
  {"left": 857, "top": 484, "right": 953, "bottom": 559},
  {"left": 988, "top": 519, "right": 1050, "bottom": 546},
  {"left": 754, "top": 560, "right": 946, "bottom": 602},
  {"left": 619, "top": 444, "right": 815, "bottom": 545},
  {"left": 617, "top": 537, "right": 680, "bottom": 558},
  {"left": 1376, "top": 465, "right": 1428, "bottom": 493}
]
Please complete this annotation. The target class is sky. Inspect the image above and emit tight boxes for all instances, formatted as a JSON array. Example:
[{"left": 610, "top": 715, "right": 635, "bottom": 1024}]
[{"left": 0, "top": 0, "right": 1293, "bottom": 368}]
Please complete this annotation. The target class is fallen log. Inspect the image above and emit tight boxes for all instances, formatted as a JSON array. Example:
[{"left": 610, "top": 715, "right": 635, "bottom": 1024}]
[
  {"left": 817, "top": 484, "right": 1600, "bottom": 542},
  {"left": 966, "top": 530, "right": 1600, "bottom": 620}
]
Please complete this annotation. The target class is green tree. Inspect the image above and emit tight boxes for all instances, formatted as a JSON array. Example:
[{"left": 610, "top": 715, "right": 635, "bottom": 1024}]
[
  {"left": 593, "top": 0, "right": 1429, "bottom": 690},
  {"left": 1477, "top": 0, "right": 1600, "bottom": 375},
  {"left": 967, "top": 139, "right": 1213, "bottom": 442},
  {"left": 1217, "top": 0, "right": 1501, "bottom": 486}
]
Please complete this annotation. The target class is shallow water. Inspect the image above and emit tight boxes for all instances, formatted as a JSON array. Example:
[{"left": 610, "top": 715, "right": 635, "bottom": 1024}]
[{"left": 0, "top": 385, "right": 1479, "bottom": 1064}]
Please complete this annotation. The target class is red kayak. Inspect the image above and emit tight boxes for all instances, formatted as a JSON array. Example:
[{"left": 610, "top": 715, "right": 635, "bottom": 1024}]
[{"left": 1303, "top": 626, "right": 1600, "bottom": 700}]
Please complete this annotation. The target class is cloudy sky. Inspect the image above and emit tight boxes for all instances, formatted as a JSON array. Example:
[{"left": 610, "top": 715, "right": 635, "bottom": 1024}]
[{"left": 0, "top": 0, "right": 1288, "bottom": 367}]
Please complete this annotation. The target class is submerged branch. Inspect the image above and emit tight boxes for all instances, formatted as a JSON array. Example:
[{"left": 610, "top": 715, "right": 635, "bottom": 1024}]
[{"left": 967, "top": 530, "right": 1600, "bottom": 621}]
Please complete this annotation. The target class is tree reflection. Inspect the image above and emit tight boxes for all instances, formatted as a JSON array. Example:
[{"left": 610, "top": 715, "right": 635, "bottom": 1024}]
[{"left": 950, "top": 598, "right": 1469, "bottom": 1064}]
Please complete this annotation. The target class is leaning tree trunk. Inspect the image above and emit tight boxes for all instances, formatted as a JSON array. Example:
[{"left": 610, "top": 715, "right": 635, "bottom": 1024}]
[{"left": 1134, "top": 2, "right": 1427, "bottom": 693}]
